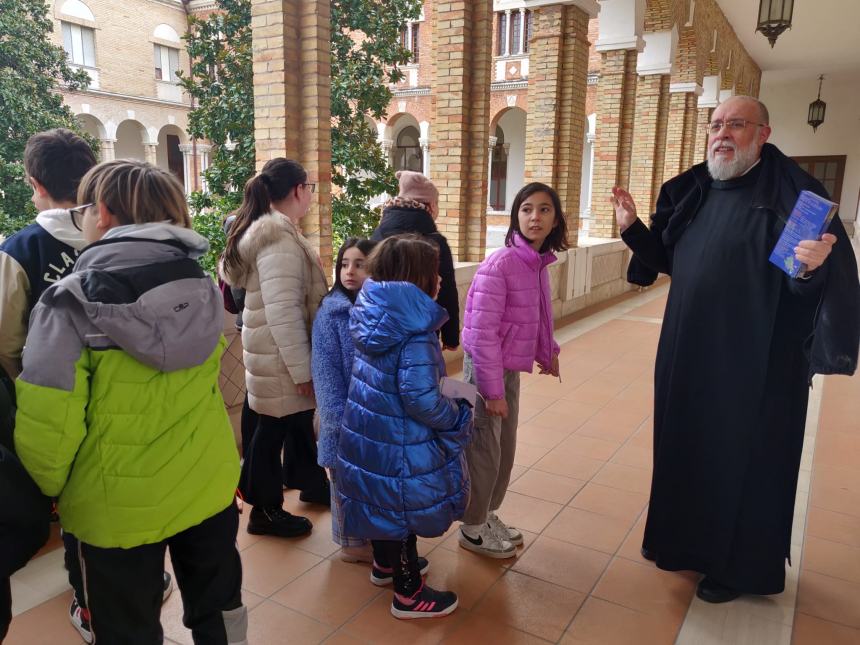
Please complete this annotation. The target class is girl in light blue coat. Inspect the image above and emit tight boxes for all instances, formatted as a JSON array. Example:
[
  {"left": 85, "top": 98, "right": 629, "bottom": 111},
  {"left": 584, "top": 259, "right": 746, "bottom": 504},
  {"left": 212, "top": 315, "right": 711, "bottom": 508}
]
[{"left": 311, "top": 238, "right": 375, "bottom": 563}]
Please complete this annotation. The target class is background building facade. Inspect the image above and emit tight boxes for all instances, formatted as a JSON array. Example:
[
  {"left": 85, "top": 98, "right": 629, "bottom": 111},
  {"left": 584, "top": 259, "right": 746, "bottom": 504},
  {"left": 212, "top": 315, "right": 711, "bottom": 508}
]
[{"left": 48, "top": 0, "right": 213, "bottom": 194}]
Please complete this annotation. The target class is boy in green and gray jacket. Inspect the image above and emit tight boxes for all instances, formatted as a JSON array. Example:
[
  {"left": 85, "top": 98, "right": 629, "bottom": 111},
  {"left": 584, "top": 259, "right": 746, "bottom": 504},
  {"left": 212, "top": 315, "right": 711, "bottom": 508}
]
[{"left": 14, "top": 160, "right": 246, "bottom": 645}]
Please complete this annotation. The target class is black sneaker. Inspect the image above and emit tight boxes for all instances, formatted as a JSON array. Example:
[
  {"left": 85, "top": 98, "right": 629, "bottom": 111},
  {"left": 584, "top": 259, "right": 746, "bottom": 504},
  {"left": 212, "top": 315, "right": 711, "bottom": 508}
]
[
  {"left": 299, "top": 481, "right": 331, "bottom": 507},
  {"left": 390, "top": 581, "right": 458, "bottom": 619},
  {"left": 370, "top": 557, "right": 430, "bottom": 586},
  {"left": 162, "top": 571, "right": 173, "bottom": 603},
  {"left": 69, "top": 597, "right": 93, "bottom": 643},
  {"left": 247, "top": 506, "right": 312, "bottom": 537}
]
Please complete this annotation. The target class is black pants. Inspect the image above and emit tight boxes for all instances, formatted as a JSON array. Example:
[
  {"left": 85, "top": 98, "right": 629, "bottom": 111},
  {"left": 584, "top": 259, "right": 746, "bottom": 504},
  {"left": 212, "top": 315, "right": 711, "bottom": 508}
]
[
  {"left": 239, "top": 395, "right": 257, "bottom": 460},
  {"left": 63, "top": 530, "right": 87, "bottom": 609},
  {"left": 1, "top": 576, "right": 10, "bottom": 641},
  {"left": 80, "top": 504, "right": 245, "bottom": 645},
  {"left": 372, "top": 535, "right": 421, "bottom": 596},
  {"left": 239, "top": 409, "right": 327, "bottom": 508}
]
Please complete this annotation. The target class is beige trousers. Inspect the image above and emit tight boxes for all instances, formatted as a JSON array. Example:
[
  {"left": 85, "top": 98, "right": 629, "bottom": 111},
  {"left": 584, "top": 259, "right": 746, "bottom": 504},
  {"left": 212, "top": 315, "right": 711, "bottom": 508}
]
[{"left": 461, "top": 353, "right": 521, "bottom": 525}]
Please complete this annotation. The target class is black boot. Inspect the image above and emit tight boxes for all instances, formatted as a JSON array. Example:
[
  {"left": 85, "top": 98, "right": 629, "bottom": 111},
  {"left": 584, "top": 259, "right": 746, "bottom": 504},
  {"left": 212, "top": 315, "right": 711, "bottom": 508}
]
[
  {"left": 299, "top": 480, "right": 331, "bottom": 507},
  {"left": 247, "top": 506, "right": 312, "bottom": 537},
  {"left": 696, "top": 576, "right": 741, "bottom": 603}
]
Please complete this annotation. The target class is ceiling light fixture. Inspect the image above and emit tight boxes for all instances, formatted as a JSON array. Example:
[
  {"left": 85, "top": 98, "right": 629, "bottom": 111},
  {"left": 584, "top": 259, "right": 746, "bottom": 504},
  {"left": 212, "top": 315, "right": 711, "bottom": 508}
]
[
  {"left": 807, "top": 75, "right": 827, "bottom": 133},
  {"left": 756, "top": 0, "right": 794, "bottom": 48}
]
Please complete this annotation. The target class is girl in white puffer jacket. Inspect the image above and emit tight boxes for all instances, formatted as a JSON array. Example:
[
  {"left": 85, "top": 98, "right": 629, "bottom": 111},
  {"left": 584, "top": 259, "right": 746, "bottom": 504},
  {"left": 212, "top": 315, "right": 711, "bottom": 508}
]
[{"left": 220, "top": 158, "right": 329, "bottom": 539}]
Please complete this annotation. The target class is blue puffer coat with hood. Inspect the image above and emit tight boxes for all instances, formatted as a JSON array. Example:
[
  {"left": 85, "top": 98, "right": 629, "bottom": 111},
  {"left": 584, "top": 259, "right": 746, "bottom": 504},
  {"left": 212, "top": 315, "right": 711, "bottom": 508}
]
[{"left": 337, "top": 279, "right": 472, "bottom": 541}]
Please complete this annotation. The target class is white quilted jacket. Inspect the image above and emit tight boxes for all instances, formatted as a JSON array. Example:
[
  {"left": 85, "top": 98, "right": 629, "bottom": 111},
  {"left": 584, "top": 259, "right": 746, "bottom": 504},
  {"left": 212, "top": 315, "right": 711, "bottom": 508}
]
[{"left": 220, "top": 211, "right": 329, "bottom": 417}]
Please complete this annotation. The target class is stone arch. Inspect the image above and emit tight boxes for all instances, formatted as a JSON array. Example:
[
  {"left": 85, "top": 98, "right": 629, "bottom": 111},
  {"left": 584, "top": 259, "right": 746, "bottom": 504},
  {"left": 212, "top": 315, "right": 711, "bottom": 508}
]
[
  {"left": 387, "top": 113, "right": 423, "bottom": 173},
  {"left": 489, "top": 107, "right": 527, "bottom": 213},
  {"left": 75, "top": 113, "right": 105, "bottom": 140},
  {"left": 114, "top": 119, "right": 148, "bottom": 161}
]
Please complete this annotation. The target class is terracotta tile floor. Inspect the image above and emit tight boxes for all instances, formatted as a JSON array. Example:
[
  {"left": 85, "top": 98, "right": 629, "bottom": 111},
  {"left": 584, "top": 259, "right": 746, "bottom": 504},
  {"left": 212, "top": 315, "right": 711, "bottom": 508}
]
[{"left": 6, "top": 281, "right": 860, "bottom": 645}]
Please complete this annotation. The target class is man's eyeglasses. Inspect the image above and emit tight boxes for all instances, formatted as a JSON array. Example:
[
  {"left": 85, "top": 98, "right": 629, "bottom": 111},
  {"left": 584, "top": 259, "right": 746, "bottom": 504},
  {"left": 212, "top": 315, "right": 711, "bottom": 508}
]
[
  {"left": 302, "top": 183, "right": 316, "bottom": 193},
  {"left": 68, "top": 203, "right": 92, "bottom": 232},
  {"left": 706, "top": 119, "right": 768, "bottom": 135}
]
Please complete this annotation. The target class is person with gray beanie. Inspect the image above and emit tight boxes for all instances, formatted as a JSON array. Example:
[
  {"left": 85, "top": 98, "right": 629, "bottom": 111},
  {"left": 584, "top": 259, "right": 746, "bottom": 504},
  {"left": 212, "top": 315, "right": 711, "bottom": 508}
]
[{"left": 371, "top": 171, "right": 460, "bottom": 349}]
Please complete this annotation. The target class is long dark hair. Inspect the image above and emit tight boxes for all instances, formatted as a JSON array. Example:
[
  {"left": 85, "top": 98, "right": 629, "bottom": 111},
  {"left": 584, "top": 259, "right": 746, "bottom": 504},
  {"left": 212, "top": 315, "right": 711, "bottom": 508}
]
[
  {"left": 505, "top": 182, "right": 570, "bottom": 253},
  {"left": 222, "top": 158, "right": 307, "bottom": 274},
  {"left": 328, "top": 237, "right": 376, "bottom": 303},
  {"left": 366, "top": 234, "right": 440, "bottom": 298}
]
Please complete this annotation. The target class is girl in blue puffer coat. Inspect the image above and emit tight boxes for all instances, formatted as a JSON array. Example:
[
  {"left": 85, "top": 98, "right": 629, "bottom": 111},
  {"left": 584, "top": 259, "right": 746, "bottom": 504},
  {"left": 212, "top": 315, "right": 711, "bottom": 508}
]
[{"left": 337, "top": 235, "right": 473, "bottom": 620}]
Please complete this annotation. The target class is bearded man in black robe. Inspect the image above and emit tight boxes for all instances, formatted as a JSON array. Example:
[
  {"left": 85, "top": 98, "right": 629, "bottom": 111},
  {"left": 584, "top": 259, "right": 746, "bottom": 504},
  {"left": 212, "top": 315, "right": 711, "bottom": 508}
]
[{"left": 610, "top": 96, "right": 860, "bottom": 603}]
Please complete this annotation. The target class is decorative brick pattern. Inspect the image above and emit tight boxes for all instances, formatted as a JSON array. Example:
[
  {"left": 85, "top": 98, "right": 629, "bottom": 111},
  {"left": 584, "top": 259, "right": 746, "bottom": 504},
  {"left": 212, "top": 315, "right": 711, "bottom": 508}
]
[
  {"left": 696, "top": 107, "right": 713, "bottom": 163},
  {"left": 663, "top": 90, "right": 698, "bottom": 178},
  {"left": 628, "top": 73, "right": 669, "bottom": 215},
  {"left": 524, "top": 4, "right": 590, "bottom": 245},
  {"left": 589, "top": 48, "right": 637, "bottom": 238},
  {"left": 251, "top": 0, "right": 333, "bottom": 270},
  {"left": 430, "top": 0, "right": 493, "bottom": 262}
]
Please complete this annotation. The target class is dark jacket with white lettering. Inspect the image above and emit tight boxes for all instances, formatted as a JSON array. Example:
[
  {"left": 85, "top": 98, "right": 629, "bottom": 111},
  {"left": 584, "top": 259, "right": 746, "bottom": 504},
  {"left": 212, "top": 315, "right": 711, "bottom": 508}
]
[{"left": 0, "top": 210, "right": 85, "bottom": 376}]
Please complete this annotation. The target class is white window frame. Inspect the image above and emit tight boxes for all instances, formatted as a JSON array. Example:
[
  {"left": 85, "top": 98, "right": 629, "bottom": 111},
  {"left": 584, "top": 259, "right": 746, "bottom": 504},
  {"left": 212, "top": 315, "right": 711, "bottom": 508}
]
[
  {"left": 61, "top": 21, "right": 96, "bottom": 68},
  {"left": 154, "top": 44, "right": 181, "bottom": 83}
]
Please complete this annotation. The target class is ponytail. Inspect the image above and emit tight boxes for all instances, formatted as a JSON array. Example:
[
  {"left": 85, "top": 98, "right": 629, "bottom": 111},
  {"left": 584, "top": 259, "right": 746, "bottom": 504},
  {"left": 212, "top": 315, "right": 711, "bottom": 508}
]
[{"left": 221, "top": 158, "right": 307, "bottom": 276}]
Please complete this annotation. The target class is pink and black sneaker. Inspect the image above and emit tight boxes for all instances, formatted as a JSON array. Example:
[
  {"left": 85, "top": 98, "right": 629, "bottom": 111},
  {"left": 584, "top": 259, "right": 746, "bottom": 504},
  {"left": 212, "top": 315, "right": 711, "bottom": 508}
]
[
  {"left": 370, "top": 557, "right": 429, "bottom": 586},
  {"left": 390, "top": 581, "right": 458, "bottom": 619}
]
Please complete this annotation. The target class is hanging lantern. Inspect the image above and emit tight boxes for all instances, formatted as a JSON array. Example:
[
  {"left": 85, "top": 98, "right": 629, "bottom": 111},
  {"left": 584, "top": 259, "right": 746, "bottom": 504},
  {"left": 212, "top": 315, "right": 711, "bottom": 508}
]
[
  {"left": 807, "top": 75, "right": 826, "bottom": 133},
  {"left": 756, "top": 0, "right": 794, "bottom": 48}
]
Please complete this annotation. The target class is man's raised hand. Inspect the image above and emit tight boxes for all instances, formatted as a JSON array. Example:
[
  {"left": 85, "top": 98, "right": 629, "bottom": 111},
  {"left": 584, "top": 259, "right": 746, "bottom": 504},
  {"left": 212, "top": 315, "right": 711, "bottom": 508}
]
[{"left": 610, "top": 187, "right": 638, "bottom": 233}]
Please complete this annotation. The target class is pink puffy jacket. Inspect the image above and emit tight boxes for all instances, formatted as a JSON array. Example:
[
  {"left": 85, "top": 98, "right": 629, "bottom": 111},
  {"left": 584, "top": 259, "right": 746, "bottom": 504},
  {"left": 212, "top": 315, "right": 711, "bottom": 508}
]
[{"left": 461, "top": 234, "right": 560, "bottom": 400}]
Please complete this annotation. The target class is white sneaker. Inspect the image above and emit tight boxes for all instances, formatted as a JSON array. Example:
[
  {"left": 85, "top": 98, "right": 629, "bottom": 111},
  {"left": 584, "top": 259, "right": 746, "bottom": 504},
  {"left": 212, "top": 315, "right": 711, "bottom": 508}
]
[
  {"left": 69, "top": 598, "right": 93, "bottom": 644},
  {"left": 488, "top": 512, "right": 524, "bottom": 546},
  {"left": 458, "top": 523, "right": 516, "bottom": 559}
]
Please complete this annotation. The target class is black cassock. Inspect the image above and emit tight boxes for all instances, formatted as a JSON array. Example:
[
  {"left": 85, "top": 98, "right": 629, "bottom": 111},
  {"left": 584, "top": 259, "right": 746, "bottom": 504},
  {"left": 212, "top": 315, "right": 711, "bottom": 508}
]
[{"left": 621, "top": 157, "right": 858, "bottom": 595}]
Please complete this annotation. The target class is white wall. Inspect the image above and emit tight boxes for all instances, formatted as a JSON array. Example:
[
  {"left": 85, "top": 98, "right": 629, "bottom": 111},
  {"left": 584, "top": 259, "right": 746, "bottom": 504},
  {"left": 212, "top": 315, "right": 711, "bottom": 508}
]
[
  {"left": 759, "top": 71, "right": 860, "bottom": 224},
  {"left": 498, "top": 107, "right": 527, "bottom": 212}
]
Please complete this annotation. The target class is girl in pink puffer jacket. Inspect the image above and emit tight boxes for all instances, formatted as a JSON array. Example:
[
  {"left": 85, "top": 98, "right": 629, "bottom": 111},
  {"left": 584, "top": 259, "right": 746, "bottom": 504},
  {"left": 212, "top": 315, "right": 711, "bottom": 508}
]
[{"left": 458, "top": 182, "right": 569, "bottom": 559}]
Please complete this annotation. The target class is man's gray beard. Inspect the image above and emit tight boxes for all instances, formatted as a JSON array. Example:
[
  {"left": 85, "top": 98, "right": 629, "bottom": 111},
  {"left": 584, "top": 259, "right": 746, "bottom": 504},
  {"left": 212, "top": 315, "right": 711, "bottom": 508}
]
[{"left": 707, "top": 141, "right": 760, "bottom": 180}]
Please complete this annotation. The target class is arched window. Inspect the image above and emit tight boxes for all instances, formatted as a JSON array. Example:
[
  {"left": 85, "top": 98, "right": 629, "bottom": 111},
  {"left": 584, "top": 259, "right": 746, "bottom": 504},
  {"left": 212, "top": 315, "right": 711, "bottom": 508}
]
[
  {"left": 153, "top": 24, "right": 182, "bottom": 82},
  {"left": 490, "top": 126, "right": 508, "bottom": 212},
  {"left": 393, "top": 126, "right": 423, "bottom": 173},
  {"left": 59, "top": 1, "right": 96, "bottom": 68}
]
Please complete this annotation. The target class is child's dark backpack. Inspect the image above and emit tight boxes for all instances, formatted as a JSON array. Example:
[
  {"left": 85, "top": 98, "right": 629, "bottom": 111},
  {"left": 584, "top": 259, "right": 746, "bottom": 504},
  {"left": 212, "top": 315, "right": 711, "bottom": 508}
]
[{"left": 0, "top": 373, "right": 51, "bottom": 578}]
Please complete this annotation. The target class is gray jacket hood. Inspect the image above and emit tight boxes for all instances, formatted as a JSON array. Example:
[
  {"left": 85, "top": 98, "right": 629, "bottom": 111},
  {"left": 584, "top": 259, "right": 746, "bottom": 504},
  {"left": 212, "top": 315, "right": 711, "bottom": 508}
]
[{"left": 45, "top": 223, "right": 222, "bottom": 373}]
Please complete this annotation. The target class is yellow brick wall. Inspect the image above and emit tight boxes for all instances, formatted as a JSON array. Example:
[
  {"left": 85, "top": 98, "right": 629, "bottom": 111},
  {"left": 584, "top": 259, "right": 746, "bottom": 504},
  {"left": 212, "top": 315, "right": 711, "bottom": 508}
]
[
  {"left": 49, "top": 0, "right": 192, "bottom": 104},
  {"left": 430, "top": 0, "right": 493, "bottom": 263},
  {"left": 523, "top": 4, "right": 589, "bottom": 245},
  {"left": 629, "top": 73, "right": 669, "bottom": 215},
  {"left": 251, "top": 0, "right": 333, "bottom": 270},
  {"left": 590, "top": 48, "right": 637, "bottom": 238}
]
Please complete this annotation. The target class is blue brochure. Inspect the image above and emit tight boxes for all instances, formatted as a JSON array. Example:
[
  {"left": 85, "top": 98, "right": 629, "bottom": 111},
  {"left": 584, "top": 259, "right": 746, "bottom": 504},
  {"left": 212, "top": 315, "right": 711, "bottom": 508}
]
[{"left": 769, "top": 190, "right": 839, "bottom": 278}]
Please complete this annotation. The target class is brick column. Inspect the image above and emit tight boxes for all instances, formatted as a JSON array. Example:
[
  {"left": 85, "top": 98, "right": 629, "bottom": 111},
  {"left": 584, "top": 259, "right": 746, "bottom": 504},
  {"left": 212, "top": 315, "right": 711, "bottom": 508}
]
[
  {"left": 524, "top": 3, "right": 591, "bottom": 246},
  {"left": 430, "top": 0, "right": 492, "bottom": 262},
  {"left": 251, "top": 0, "right": 333, "bottom": 269},
  {"left": 663, "top": 86, "right": 699, "bottom": 179},
  {"left": 627, "top": 73, "right": 669, "bottom": 215},
  {"left": 589, "top": 47, "right": 638, "bottom": 238},
  {"left": 696, "top": 107, "right": 712, "bottom": 163}
]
